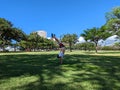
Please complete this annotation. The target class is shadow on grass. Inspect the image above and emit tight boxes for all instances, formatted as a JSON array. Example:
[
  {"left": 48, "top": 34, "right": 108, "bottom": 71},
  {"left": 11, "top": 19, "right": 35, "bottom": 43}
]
[{"left": 0, "top": 53, "right": 120, "bottom": 90}]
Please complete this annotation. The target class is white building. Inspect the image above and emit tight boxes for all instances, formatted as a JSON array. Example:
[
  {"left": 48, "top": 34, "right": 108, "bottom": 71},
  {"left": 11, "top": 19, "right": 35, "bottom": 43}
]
[{"left": 36, "top": 30, "right": 47, "bottom": 38}]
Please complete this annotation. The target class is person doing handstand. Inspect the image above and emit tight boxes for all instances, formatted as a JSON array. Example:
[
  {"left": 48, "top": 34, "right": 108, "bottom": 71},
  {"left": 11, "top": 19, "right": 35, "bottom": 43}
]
[{"left": 51, "top": 34, "right": 65, "bottom": 64}]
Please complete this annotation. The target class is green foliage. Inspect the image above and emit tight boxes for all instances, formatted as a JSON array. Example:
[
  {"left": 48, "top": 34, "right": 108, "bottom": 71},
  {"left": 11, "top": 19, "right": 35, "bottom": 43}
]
[
  {"left": 75, "top": 42, "right": 95, "bottom": 51},
  {"left": 0, "top": 18, "right": 26, "bottom": 51},
  {"left": 62, "top": 34, "right": 78, "bottom": 52},
  {"left": 80, "top": 27, "right": 111, "bottom": 53},
  {"left": 106, "top": 19, "right": 120, "bottom": 35},
  {"left": 113, "top": 7, "right": 120, "bottom": 19},
  {"left": 18, "top": 33, "right": 55, "bottom": 51},
  {"left": 81, "top": 29, "right": 90, "bottom": 41},
  {"left": 105, "top": 7, "right": 120, "bottom": 21},
  {"left": 105, "top": 7, "right": 120, "bottom": 36},
  {"left": 101, "top": 46, "right": 113, "bottom": 50},
  {"left": 113, "top": 42, "right": 120, "bottom": 50}
]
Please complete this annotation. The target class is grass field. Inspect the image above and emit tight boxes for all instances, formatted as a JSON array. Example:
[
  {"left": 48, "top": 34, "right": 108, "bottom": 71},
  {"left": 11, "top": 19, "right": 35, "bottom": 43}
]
[{"left": 0, "top": 51, "right": 120, "bottom": 90}]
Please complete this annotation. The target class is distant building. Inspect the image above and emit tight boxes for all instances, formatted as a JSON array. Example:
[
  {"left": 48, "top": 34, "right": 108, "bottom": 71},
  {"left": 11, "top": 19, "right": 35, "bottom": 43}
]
[{"left": 36, "top": 30, "right": 47, "bottom": 38}]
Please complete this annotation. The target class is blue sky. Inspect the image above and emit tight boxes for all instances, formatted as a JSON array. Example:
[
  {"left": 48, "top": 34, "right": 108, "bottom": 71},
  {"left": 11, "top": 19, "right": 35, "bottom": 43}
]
[{"left": 0, "top": 0, "right": 120, "bottom": 38}]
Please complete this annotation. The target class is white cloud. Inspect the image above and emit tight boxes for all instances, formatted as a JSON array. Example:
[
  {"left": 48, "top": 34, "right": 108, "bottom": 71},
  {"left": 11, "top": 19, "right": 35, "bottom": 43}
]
[
  {"left": 77, "top": 35, "right": 119, "bottom": 46},
  {"left": 106, "top": 35, "right": 118, "bottom": 41},
  {"left": 47, "top": 37, "right": 51, "bottom": 39},
  {"left": 100, "top": 35, "right": 119, "bottom": 46},
  {"left": 78, "top": 36, "right": 85, "bottom": 43}
]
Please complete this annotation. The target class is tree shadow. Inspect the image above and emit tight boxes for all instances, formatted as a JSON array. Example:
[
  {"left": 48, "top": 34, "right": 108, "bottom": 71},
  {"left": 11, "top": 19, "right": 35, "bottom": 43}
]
[
  {"left": 64, "top": 54, "right": 120, "bottom": 90},
  {"left": 0, "top": 53, "right": 120, "bottom": 90}
]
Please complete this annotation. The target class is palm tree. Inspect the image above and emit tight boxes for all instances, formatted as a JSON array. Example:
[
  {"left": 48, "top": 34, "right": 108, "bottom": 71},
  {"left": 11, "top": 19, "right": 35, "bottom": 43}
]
[
  {"left": 62, "top": 34, "right": 78, "bottom": 52},
  {"left": 81, "top": 27, "right": 111, "bottom": 53},
  {"left": 81, "top": 29, "right": 90, "bottom": 51}
]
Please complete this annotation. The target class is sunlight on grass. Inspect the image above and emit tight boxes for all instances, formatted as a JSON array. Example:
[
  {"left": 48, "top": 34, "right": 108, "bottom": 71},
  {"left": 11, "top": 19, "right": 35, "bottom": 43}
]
[
  {"left": 0, "top": 75, "right": 39, "bottom": 90},
  {"left": 0, "top": 51, "right": 120, "bottom": 90},
  {"left": 0, "top": 51, "right": 56, "bottom": 55}
]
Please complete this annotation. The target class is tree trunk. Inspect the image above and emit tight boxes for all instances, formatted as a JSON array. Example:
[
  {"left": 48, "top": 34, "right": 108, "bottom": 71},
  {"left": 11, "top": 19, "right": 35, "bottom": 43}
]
[
  {"left": 14, "top": 45, "right": 16, "bottom": 52},
  {"left": 2, "top": 46, "right": 5, "bottom": 51},
  {"left": 2, "top": 42, "right": 5, "bottom": 51},
  {"left": 95, "top": 43, "right": 98, "bottom": 53},
  {"left": 69, "top": 42, "right": 72, "bottom": 52}
]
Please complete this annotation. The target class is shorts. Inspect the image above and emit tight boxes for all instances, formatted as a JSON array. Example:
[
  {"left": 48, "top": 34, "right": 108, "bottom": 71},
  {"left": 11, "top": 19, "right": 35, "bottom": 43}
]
[{"left": 57, "top": 52, "right": 64, "bottom": 58}]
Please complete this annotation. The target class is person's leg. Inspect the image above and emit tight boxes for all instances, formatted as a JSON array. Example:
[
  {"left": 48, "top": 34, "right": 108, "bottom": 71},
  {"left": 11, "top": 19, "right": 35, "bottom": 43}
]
[
  {"left": 54, "top": 37, "right": 60, "bottom": 43},
  {"left": 51, "top": 33, "right": 60, "bottom": 43},
  {"left": 59, "top": 58, "right": 62, "bottom": 64},
  {"left": 58, "top": 51, "right": 64, "bottom": 64}
]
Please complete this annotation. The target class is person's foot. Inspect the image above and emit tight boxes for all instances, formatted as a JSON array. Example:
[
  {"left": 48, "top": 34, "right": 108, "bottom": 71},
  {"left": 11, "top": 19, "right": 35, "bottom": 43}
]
[
  {"left": 51, "top": 33, "right": 54, "bottom": 38},
  {"left": 51, "top": 33, "right": 55, "bottom": 38},
  {"left": 53, "top": 34, "right": 55, "bottom": 37}
]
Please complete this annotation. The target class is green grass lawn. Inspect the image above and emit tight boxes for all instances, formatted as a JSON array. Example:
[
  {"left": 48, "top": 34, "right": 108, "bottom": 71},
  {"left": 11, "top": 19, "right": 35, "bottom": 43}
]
[{"left": 0, "top": 51, "right": 120, "bottom": 90}]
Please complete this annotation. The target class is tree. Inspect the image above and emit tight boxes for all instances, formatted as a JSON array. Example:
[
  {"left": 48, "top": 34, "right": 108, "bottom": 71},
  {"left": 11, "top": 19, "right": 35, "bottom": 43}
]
[
  {"left": 18, "top": 32, "right": 56, "bottom": 51},
  {"left": 75, "top": 42, "right": 94, "bottom": 51},
  {"left": 106, "top": 19, "right": 120, "bottom": 35},
  {"left": 81, "top": 27, "right": 111, "bottom": 53},
  {"left": 12, "top": 28, "right": 27, "bottom": 42},
  {"left": 43, "top": 39, "right": 55, "bottom": 50},
  {"left": 81, "top": 29, "right": 90, "bottom": 51},
  {"left": 106, "top": 7, "right": 120, "bottom": 21},
  {"left": 106, "top": 7, "right": 120, "bottom": 37},
  {"left": 113, "top": 42, "right": 120, "bottom": 50},
  {"left": 62, "top": 34, "right": 78, "bottom": 52},
  {"left": 105, "top": 7, "right": 120, "bottom": 50},
  {"left": 0, "top": 18, "right": 13, "bottom": 50},
  {"left": 18, "top": 40, "right": 30, "bottom": 51},
  {"left": 0, "top": 18, "right": 26, "bottom": 51},
  {"left": 25, "top": 33, "right": 44, "bottom": 51}
]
